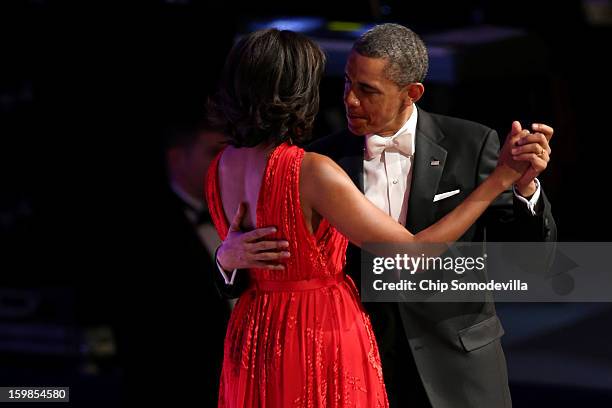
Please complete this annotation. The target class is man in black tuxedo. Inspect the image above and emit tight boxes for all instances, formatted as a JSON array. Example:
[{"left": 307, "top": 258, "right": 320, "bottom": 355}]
[
  {"left": 128, "top": 121, "right": 230, "bottom": 406},
  {"left": 215, "top": 24, "right": 556, "bottom": 408},
  {"left": 166, "top": 122, "right": 231, "bottom": 405}
]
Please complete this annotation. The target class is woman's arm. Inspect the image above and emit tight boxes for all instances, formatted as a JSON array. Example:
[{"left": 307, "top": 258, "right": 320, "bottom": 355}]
[{"left": 300, "top": 129, "right": 529, "bottom": 247}]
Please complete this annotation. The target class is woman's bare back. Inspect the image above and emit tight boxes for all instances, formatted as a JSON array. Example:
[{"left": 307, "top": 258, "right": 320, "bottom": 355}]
[{"left": 218, "top": 145, "right": 272, "bottom": 230}]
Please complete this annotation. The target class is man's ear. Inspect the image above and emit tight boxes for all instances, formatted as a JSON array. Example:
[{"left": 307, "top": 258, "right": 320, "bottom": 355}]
[
  {"left": 166, "top": 147, "right": 183, "bottom": 170},
  {"left": 403, "top": 83, "right": 425, "bottom": 107},
  {"left": 408, "top": 82, "right": 425, "bottom": 103}
]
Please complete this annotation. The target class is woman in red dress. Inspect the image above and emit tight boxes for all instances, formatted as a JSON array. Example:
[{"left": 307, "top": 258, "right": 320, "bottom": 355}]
[{"left": 206, "top": 29, "right": 530, "bottom": 407}]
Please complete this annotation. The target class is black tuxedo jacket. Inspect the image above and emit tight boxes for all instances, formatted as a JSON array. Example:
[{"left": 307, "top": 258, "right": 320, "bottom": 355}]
[
  {"left": 306, "top": 107, "right": 556, "bottom": 408},
  {"left": 124, "top": 188, "right": 230, "bottom": 407}
]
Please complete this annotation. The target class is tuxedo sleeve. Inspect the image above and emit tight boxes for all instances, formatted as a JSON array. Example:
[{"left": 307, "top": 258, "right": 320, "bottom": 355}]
[
  {"left": 212, "top": 247, "right": 251, "bottom": 299},
  {"left": 476, "top": 129, "right": 557, "bottom": 242}
]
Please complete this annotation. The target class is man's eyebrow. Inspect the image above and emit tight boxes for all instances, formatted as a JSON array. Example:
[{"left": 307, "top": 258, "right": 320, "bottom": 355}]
[
  {"left": 358, "top": 81, "right": 381, "bottom": 92},
  {"left": 345, "top": 73, "right": 381, "bottom": 92}
]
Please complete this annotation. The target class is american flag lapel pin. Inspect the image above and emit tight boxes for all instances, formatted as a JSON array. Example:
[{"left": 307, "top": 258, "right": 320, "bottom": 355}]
[{"left": 430, "top": 158, "right": 440, "bottom": 166}]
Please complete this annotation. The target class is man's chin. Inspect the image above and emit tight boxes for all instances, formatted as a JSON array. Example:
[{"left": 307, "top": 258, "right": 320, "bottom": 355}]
[{"left": 347, "top": 122, "right": 367, "bottom": 136}]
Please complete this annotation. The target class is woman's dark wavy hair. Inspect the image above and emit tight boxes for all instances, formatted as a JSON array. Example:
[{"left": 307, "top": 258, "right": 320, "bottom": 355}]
[{"left": 209, "top": 29, "right": 326, "bottom": 147}]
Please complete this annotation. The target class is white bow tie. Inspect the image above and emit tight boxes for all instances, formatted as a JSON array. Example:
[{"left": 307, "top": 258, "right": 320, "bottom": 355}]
[{"left": 365, "top": 132, "right": 413, "bottom": 159}]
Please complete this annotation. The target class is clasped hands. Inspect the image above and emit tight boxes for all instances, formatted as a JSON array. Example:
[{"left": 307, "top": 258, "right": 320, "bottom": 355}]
[{"left": 499, "top": 121, "right": 553, "bottom": 197}]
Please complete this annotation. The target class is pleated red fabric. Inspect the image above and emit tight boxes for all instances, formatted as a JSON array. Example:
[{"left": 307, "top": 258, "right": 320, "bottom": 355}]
[{"left": 207, "top": 142, "right": 388, "bottom": 408}]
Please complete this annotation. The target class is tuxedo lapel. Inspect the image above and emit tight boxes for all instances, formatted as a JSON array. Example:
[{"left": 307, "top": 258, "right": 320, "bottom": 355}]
[{"left": 406, "top": 109, "right": 448, "bottom": 233}]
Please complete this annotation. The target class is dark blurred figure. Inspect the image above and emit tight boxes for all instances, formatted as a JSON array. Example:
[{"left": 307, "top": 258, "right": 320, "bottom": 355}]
[
  {"left": 161, "top": 118, "right": 230, "bottom": 405},
  {"left": 165, "top": 119, "right": 227, "bottom": 244},
  {"left": 121, "top": 117, "right": 230, "bottom": 406}
]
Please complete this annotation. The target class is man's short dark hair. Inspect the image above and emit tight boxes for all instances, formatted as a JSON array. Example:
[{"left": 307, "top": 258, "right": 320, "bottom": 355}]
[
  {"left": 163, "top": 115, "right": 224, "bottom": 151},
  {"left": 209, "top": 29, "right": 326, "bottom": 147},
  {"left": 353, "top": 23, "right": 428, "bottom": 87}
]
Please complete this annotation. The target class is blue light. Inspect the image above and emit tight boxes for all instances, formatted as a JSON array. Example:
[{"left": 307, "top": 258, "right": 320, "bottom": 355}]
[{"left": 248, "top": 17, "right": 325, "bottom": 33}]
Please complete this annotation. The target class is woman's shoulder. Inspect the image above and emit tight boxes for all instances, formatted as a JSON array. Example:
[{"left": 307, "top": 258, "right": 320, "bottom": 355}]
[
  {"left": 302, "top": 151, "right": 338, "bottom": 170},
  {"left": 301, "top": 151, "right": 347, "bottom": 184}
]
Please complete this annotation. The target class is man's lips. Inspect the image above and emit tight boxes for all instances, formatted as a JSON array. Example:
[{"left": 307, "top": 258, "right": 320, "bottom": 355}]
[{"left": 347, "top": 113, "right": 366, "bottom": 120}]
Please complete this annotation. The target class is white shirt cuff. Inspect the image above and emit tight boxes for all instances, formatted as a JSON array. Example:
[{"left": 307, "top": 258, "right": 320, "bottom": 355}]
[
  {"left": 216, "top": 258, "right": 238, "bottom": 285},
  {"left": 512, "top": 178, "right": 541, "bottom": 216}
]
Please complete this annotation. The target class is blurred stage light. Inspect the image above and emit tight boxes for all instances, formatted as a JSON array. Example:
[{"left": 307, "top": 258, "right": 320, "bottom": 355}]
[{"left": 248, "top": 17, "right": 325, "bottom": 33}]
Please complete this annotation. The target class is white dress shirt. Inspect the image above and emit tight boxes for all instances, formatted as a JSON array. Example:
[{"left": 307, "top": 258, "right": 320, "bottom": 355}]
[{"left": 364, "top": 107, "right": 418, "bottom": 224}]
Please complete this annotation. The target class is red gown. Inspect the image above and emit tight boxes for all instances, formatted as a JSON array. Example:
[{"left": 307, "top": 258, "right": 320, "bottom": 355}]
[{"left": 207, "top": 142, "right": 389, "bottom": 408}]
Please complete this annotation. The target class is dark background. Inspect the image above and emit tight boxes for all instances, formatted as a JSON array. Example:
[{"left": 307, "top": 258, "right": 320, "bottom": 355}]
[{"left": 1, "top": 0, "right": 611, "bottom": 406}]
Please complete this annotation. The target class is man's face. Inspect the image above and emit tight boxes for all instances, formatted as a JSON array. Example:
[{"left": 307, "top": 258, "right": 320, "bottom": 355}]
[
  {"left": 172, "top": 131, "right": 226, "bottom": 200},
  {"left": 344, "top": 51, "right": 411, "bottom": 136}
]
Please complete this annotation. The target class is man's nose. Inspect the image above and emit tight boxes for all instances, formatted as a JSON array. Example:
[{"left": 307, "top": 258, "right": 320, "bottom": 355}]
[{"left": 344, "top": 89, "right": 360, "bottom": 107}]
